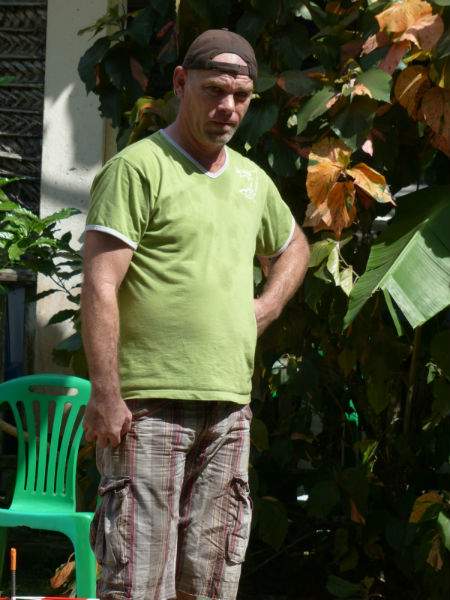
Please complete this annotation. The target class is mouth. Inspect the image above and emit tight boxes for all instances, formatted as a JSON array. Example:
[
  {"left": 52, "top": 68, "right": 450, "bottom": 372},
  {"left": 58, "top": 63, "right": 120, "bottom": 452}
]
[{"left": 210, "top": 121, "right": 235, "bottom": 129}]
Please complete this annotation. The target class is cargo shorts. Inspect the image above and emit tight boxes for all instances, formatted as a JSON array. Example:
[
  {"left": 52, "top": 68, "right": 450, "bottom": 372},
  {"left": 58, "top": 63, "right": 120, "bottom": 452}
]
[{"left": 90, "top": 399, "right": 253, "bottom": 600}]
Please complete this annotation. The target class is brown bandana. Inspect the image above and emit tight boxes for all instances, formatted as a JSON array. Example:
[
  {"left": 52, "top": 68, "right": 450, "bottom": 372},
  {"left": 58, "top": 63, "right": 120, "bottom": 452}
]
[{"left": 182, "top": 29, "right": 257, "bottom": 82}]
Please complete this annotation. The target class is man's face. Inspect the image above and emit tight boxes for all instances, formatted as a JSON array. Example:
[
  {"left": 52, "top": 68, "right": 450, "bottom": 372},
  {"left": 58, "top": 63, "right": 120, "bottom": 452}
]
[{"left": 176, "top": 53, "right": 254, "bottom": 148}]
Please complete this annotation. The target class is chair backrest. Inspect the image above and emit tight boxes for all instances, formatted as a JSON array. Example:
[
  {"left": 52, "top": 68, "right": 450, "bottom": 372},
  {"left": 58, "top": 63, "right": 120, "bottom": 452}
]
[{"left": 0, "top": 374, "right": 91, "bottom": 513}]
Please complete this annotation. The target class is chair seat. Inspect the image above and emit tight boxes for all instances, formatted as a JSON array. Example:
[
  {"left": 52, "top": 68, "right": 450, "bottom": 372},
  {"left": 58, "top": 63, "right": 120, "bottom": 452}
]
[{"left": 0, "top": 507, "right": 94, "bottom": 529}]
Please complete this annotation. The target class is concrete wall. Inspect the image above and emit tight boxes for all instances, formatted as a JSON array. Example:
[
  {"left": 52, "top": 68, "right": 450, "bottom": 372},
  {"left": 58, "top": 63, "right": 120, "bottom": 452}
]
[{"left": 34, "top": 0, "right": 111, "bottom": 373}]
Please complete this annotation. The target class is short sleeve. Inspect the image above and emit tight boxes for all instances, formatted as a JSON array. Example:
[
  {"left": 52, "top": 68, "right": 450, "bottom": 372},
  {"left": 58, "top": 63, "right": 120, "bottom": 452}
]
[
  {"left": 86, "top": 157, "right": 151, "bottom": 249},
  {"left": 255, "top": 178, "right": 295, "bottom": 257}
]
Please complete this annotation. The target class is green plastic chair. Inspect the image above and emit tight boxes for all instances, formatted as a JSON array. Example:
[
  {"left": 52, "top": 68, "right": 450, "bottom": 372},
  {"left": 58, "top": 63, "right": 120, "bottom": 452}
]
[{"left": 0, "top": 374, "right": 96, "bottom": 597}]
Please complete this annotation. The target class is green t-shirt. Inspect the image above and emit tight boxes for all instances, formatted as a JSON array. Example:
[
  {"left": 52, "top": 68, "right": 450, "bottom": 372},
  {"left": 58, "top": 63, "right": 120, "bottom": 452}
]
[{"left": 86, "top": 130, "right": 294, "bottom": 403}]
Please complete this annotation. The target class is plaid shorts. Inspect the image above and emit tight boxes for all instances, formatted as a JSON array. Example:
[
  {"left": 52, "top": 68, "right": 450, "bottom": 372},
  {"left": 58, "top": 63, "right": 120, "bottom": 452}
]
[{"left": 90, "top": 399, "right": 252, "bottom": 600}]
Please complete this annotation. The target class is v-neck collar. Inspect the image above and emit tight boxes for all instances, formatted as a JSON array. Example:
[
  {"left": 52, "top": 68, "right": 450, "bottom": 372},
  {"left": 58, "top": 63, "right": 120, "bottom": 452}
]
[{"left": 159, "top": 129, "right": 229, "bottom": 178}]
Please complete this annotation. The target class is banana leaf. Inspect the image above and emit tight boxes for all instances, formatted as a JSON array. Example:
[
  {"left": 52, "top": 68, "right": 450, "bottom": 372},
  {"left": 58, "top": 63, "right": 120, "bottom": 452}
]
[{"left": 344, "top": 185, "right": 450, "bottom": 331}]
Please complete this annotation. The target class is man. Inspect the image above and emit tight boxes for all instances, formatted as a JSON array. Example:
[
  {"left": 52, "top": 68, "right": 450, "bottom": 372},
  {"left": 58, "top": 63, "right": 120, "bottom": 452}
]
[{"left": 82, "top": 29, "right": 310, "bottom": 600}]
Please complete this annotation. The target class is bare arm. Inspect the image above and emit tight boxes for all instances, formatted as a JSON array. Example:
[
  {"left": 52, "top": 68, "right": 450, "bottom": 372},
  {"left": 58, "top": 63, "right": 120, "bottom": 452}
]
[
  {"left": 81, "top": 230, "right": 134, "bottom": 448},
  {"left": 254, "top": 223, "right": 310, "bottom": 337}
]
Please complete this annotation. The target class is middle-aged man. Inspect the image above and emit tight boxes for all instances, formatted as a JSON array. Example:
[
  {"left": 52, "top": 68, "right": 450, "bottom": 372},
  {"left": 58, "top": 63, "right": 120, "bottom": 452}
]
[{"left": 81, "top": 29, "right": 310, "bottom": 600}]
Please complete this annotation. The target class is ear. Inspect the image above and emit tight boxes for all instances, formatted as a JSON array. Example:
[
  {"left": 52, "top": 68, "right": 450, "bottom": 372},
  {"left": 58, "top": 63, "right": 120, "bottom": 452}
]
[{"left": 173, "top": 66, "right": 188, "bottom": 99}]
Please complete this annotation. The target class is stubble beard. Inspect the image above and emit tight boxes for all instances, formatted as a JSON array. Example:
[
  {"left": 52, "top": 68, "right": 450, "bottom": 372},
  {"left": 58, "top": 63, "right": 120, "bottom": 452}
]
[{"left": 205, "top": 125, "right": 237, "bottom": 146}]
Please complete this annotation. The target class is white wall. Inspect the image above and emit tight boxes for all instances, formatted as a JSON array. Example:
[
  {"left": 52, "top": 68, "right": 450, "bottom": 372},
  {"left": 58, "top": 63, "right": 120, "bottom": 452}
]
[{"left": 34, "top": 0, "right": 110, "bottom": 373}]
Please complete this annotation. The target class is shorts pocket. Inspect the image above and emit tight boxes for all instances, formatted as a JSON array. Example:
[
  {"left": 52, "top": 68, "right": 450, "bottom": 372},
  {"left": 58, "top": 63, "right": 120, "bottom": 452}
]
[
  {"left": 225, "top": 474, "right": 253, "bottom": 565},
  {"left": 89, "top": 477, "right": 132, "bottom": 567}
]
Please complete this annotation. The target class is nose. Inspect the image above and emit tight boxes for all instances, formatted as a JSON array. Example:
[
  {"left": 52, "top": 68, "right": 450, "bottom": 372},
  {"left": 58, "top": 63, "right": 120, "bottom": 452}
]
[{"left": 218, "top": 93, "right": 235, "bottom": 113}]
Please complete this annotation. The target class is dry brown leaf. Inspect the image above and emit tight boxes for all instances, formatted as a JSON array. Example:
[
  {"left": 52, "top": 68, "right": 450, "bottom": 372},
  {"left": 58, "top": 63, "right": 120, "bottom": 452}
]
[
  {"left": 351, "top": 83, "right": 373, "bottom": 98},
  {"left": 50, "top": 556, "right": 75, "bottom": 589},
  {"left": 306, "top": 163, "right": 342, "bottom": 208},
  {"left": 361, "top": 31, "right": 390, "bottom": 55},
  {"left": 427, "top": 533, "right": 444, "bottom": 571},
  {"left": 350, "top": 497, "right": 366, "bottom": 524},
  {"left": 304, "top": 182, "right": 357, "bottom": 238},
  {"left": 430, "top": 130, "right": 450, "bottom": 157},
  {"left": 400, "top": 12, "right": 444, "bottom": 51},
  {"left": 309, "top": 137, "right": 352, "bottom": 165},
  {"left": 394, "top": 65, "right": 430, "bottom": 118},
  {"left": 303, "top": 200, "right": 329, "bottom": 232},
  {"left": 376, "top": 0, "right": 432, "bottom": 37},
  {"left": 306, "top": 138, "right": 351, "bottom": 207},
  {"left": 378, "top": 40, "right": 410, "bottom": 74},
  {"left": 347, "top": 163, "right": 394, "bottom": 204},
  {"left": 409, "top": 492, "right": 444, "bottom": 523},
  {"left": 129, "top": 56, "right": 148, "bottom": 91},
  {"left": 420, "top": 86, "right": 450, "bottom": 135}
]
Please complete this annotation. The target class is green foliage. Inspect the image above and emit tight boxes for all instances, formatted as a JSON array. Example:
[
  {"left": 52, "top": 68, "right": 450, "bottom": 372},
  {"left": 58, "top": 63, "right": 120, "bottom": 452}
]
[
  {"left": 345, "top": 185, "right": 450, "bottom": 331},
  {"left": 77, "top": 1, "right": 450, "bottom": 598},
  {"left": 0, "top": 178, "right": 83, "bottom": 367}
]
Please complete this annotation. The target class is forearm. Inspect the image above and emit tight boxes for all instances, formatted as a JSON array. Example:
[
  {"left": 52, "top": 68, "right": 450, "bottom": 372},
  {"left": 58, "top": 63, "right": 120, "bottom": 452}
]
[
  {"left": 255, "top": 225, "right": 310, "bottom": 335},
  {"left": 81, "top": 279, "right": 121, "bottom": 397}
]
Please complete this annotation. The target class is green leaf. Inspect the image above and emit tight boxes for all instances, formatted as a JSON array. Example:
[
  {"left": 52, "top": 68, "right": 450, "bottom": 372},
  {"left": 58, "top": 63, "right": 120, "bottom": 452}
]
[
  {"left": 238, "top": 102, "right": 278, "bottom": 147},
  {"left": 272, "top": 23, "right": 311, "bottom": 68},
  {"left": 278, "top": 70, "right": 319, "bottom": 97},
  {"left": 126, "top": 5, "right": 155, "bottom": 45},
  {"left": 255, "top": 73, "right": 278, "bottom": 93},
  {"left": 326, "top": 575, "right": 364, "bottom": 598},
  {"left": 47, "top": 309, "right": 76, "bottom": 326},
  {"left": 40, "top": 207, "right": 80, "bottom": 227},
  {"left": 266, "top": 135, "right": 299, "bottom": 177},
  {"left": 339, "top": 267, "right": 353, "bottom": 296},
  {"left": 344, "top": 186, "right": 450, "bottom": 330},
  {"left": 431, "top": 378, "right": 450, "bottom": 418},
  {"left": 8, "top": 243, "right": 25, "bottom": 261},
  {"left": 308, "top": 480, "right": 341, "bottom": 517},
  {"left": 296, "top": 87, "right": 336, "bottom": 133},
  {"left": 187, "top": 0, "right": 231, "bottom": 23},
  {"left": 354, "top": 69, "right": 392, "bottom": 103},
  {"left": 78, "top": 37, "right": 111, "bottom": 94},
  {"left": 327, "top": 246, "right": 340, "bottom": 285},
  {"left": 258, "top": 497, "right": 289, "bottom": 550},
  {"left": 250, "top": 417, "right": 269, "bottom": 451},
  {"left": 0, "top": 200, "right": 20, "bottom": 211},
  {"left": 236, "top": 11, "right": 267, "bottom": 45},
  {"left": 54, "top": 331, "right": 83, "bottom": 353},
  {"left": 331, "top": 96, "right": 378, "bottom": 151},
  {"left": 385, "top": 517, "right": 416, "bottom": 550},
  {"left": 32, "top": 289, "right": 58, "bottom": 302},
  {"left": 309, "top": 239, "right": 336, "bottom": 267},
  {"left": 105, "top": 50, "right": 143, "bottom": 100},
  {"left": 367, "top": 381, "right": 388, "bottom": 414},
  {"left": 437, "top": 512, "right": 450, "bottom": 551},
  {"left": 383, "top": 288, "right": 404, "bottom": 336},
  {"left": 99, "top": 87, "right": 122, "bottom": 126}
]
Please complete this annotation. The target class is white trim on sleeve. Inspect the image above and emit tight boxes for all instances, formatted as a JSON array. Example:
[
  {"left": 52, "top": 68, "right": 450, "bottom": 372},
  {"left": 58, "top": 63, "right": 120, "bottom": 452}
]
[
  {"left": 85, "top": 225, "right": 138, "bottom": 250},
  {"left": 256, "top": 216, "right": 296, "bottom": 259}
]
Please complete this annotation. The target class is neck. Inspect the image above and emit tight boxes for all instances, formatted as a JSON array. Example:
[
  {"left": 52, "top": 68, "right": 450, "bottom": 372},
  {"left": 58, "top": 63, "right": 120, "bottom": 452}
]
[{"left": 164, "top": 121, "right": 227, "bottom": 173}]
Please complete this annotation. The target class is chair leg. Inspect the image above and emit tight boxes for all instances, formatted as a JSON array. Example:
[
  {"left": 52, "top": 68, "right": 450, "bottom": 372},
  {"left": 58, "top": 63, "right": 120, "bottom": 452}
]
[
  {"left": 0, "top": 527, "right": 8, "bottom": 585},
  {"left": 71, "top": 524, "right": 97, "bottom": 597}
]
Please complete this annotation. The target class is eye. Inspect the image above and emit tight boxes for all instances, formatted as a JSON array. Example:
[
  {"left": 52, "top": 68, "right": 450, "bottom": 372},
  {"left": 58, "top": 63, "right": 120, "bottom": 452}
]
[{"left": 235, "top": 91, "right": 251, "bottom": 102}]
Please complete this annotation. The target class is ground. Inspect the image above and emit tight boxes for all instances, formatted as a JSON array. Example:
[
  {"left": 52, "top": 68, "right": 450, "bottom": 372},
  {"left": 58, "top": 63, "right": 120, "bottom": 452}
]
[{"left": 0, "top": 527, "right": 73, "bottom": 596}]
